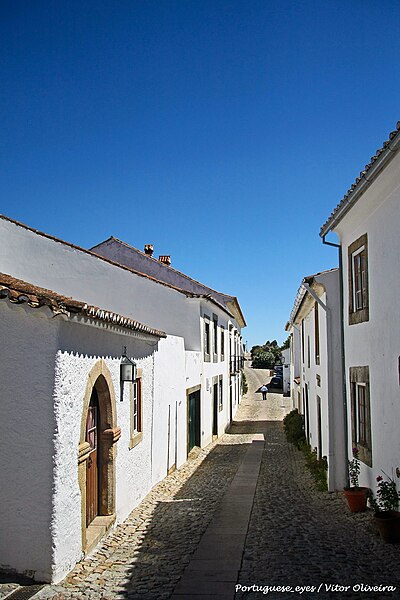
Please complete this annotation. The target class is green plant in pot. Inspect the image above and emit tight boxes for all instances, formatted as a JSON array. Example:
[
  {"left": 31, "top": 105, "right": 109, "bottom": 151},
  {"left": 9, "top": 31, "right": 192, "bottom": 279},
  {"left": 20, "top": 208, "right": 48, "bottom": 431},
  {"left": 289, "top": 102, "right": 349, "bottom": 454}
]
[
  {"left": 370, "top": 472, "right": 400, "bottom": 543},
  {"left": 343, "top": 447, "right": 368, "bottom": 512}
]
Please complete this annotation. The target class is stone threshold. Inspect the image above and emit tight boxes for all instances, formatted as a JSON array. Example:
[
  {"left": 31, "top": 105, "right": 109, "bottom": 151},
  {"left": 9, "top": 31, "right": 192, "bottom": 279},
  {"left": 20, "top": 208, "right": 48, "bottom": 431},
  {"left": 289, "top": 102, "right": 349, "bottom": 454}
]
[{"left": 85, "top": 514, "right": 115, "bottom": 555}]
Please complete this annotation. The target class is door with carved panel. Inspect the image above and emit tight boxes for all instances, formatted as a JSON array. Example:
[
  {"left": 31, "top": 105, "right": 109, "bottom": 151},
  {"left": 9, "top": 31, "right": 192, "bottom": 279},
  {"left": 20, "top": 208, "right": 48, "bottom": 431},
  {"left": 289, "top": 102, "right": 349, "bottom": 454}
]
[{"left": 86, "top": 388, "right": 99, "bottom": 526}]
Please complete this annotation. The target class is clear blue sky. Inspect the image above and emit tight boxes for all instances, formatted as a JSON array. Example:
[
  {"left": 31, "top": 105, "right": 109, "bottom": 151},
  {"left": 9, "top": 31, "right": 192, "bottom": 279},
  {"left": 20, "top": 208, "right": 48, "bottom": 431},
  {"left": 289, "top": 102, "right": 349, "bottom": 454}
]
[{"left": 1, "top": 1, "right": 400, "bottom": 347}]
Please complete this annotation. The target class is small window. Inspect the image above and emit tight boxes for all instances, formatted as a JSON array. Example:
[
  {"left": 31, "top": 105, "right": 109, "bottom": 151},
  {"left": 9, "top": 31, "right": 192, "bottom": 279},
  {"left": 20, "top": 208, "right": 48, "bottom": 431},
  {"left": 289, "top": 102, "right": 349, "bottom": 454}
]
[
  {"left": 213, "top": 315, "right": 218, "bottom": 361},
  {"left": 350, "top": 366, "right": 371, "bottom": 466},
  {"left": 221, "top": 327, "right": 225, "bottom": 360},
  {"left": 314, "top": 302, "right": 320, "bottom": 365},
  {"left": 348, "top": 234, "right": 369, "bottom": 325},
  {"left": 219, "top": 376, "right": 223, "bottom": 411},
  {"left": 130, "top": 377, "right": 143, "bottom": 447},
  {"left": 204, "top": 317, "right": 211, "bottom": 361}
]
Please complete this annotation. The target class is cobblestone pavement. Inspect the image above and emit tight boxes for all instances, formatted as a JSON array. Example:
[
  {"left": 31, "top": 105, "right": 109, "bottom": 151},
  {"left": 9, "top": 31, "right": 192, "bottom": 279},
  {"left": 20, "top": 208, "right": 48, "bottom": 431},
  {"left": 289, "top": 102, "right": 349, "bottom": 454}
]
[
  {"left": 30, "top": 368, "right": 274, "bottom": 600},
  {"left": 237, "top": 373, "right": 400, "bottom": 600},
  {"left": 4, "top": 367, "right": 399, "bottom": 600}
]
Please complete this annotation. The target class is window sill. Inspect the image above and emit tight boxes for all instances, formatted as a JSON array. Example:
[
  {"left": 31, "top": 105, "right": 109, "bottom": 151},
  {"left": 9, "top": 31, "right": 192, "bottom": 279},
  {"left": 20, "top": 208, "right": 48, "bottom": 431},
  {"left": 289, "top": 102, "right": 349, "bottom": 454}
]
[
  {"left": 349, "top": 308, "right": 369, "bottom": 325},
  {"left": 129, "top": 431, "right": 143, "bottom": 449},
  {"left": 354, "top": 442, "right": 372, "bottom": 467}
]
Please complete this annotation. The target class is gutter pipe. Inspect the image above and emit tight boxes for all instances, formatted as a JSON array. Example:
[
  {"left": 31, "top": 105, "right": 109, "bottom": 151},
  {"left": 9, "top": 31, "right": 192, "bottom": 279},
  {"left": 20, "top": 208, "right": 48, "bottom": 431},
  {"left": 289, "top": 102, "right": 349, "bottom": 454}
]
[{"left": 322, "top": 234, "right": 349, "bottom": 488}]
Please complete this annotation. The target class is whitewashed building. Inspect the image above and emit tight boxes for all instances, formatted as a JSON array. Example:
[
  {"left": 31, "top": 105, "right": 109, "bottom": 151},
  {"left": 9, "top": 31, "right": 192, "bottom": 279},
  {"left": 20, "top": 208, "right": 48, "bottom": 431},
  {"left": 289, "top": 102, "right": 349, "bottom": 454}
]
[
  {"left": 286, "top": 269, "right": 346, "bottom": 490},
  {"left": 320, "top": 121, "right": 400, "bottom": 493},
  {"left": 91, "top": 236, "right": 246, "bottom": 445},
  {"left": 0, "top": 215, "right": 245, "bottom": 582},
  {"left": 281, "top": 347, "right": 290, "bottom": 396}
]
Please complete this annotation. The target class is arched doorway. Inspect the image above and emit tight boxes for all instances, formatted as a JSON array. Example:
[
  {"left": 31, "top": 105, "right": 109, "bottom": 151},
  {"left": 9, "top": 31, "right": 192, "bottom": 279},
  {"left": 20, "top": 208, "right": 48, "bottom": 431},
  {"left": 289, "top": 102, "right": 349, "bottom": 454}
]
[
  {"left": 78, "top": 360, "right": 121, "bottom": 553},
  {"left": 86, "top": 387, "right": 99, "bottom": 526}
]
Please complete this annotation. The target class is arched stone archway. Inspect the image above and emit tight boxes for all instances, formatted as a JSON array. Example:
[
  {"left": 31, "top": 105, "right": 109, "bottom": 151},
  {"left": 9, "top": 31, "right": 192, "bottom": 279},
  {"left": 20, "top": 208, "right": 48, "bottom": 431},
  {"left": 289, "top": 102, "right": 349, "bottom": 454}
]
[{"left": 78, "top": 359, "right": 121, "bottom": 553}]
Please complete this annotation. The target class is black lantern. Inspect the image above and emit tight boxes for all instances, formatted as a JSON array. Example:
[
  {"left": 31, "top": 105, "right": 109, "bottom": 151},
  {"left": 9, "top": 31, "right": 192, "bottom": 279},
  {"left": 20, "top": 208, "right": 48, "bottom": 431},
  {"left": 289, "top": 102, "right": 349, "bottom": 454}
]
[{"left": 120, "top": 347, "right": 136, "bottom": 383}]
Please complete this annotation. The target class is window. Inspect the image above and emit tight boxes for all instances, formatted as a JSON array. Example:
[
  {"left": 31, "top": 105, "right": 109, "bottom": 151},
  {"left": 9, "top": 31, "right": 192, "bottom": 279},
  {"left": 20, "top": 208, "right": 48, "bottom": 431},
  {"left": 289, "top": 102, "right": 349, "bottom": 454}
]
[
  {"left": 204, "top": 316, "right": 210, "bottom": 361},
  {"left": 314, "top": 302, "right": 320, "bottom": 365},
  {"left": 350, "top": 366, "right": 371, "bottom": 466},
  {"left": 220, "top": 327, "right": 225, "bottom": 360},
  {"left": 219, "top": 376, "right": 223, "bottom": 411},
  {"left": 348, "top": 234, "right": 369, "bottom": 324},
  {"left": 213, "top": 315, "right": 218, "bottom": 361},
  {"left": 130, "top": 376, "right": 143, "bottom": 448}
]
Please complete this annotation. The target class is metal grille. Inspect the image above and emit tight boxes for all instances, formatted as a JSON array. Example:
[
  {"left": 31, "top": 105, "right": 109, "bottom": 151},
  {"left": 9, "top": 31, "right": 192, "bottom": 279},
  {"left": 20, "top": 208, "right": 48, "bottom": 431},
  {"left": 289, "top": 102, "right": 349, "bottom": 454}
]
[{"left": 4, "top": 585, "right": 44, "bottom": 600}]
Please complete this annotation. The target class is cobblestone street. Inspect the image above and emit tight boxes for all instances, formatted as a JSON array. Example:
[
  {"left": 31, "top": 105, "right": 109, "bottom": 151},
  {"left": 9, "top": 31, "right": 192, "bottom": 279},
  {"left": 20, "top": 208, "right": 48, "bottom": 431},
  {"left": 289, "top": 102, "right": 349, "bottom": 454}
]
[{"left": 3, "top": 366, "right": 400, "bottom": 600}]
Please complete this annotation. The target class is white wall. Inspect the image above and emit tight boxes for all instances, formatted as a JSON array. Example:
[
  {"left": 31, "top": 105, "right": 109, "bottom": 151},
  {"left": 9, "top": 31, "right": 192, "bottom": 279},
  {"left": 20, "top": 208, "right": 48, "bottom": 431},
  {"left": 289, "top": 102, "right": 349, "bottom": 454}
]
[
  {"left": 282, "top": 348, "right": 290, "bottom": 395},
  {"left": 44, "top": 318, "right": 159, "bottom": 582},
  {"left": 0, "top": 296, "right": 184, "bottom": 583},
  {"left": 0, "top": 218, "right": 200, "bottom": 351},
  {"left": 0, "top": 302, "right": 57, "bottom": 582},
  {"left": 153, "top": 335, "right": 187, "bottom": 482},
  {"left": 295, "top": 271, "right": 345, "bottom": 490},
  {"left": 334, "top": 150, "right": 400, "bottom": 491}
]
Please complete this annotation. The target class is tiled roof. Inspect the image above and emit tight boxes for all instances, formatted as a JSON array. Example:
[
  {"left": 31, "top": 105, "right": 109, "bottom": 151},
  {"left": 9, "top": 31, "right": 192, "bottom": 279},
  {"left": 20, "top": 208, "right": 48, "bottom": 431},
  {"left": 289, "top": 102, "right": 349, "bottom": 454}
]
[
  {"left": 0, "top": 273, "right": 166, "bottom": 338},
  {"left": 91, "top": 236, "right": 236, "bottom": 304},
  {"left": 91, "top": 236, "right": 246, "bottom": 326},
  {"left": 0, "top": 215, "right": 242, "bottom": 323},
  {"left": 320, "top": 121, "right": 400, "bottom": 236},
  {"left": 289, "top": 268, "right": 338, "bottom": 324}
]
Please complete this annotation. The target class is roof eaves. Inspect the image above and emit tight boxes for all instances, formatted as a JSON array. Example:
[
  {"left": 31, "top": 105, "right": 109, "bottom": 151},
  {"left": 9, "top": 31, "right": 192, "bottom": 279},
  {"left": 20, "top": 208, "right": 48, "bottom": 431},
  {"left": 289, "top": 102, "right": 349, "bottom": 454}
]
[
  {"left": 320, "top": 122, "right": 400, "bottom": 237},
  {"left": 0, "top": 273, "right": 166, "bottom": 338},
  {"left": 0, "top": 215, "right": 190, "bottom": 298},
  {"left": 190, "top": 293, "right": 235, "bottom": 319}
]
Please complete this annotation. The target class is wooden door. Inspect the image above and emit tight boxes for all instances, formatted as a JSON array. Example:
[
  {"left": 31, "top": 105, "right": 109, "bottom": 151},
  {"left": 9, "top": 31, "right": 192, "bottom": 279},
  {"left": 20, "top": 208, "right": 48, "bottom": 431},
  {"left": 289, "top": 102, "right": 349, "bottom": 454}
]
[
  {"left": 188, "top": 391, "right": 200, "bottom": 452},
  {"left": 317, "top": 396, "right": 322, "bottom": 460},
  {"left": 213, "top": 383, "right": 218, "bottom": 436},
  {"left": 86, "top": 388, "right": 99, "bottom": 526}
]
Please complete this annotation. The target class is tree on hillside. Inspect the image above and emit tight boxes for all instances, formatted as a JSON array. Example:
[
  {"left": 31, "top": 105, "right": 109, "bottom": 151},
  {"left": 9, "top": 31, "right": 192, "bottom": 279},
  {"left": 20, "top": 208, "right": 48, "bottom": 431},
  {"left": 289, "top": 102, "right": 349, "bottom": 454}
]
[{"left": 250, "top": 338, "right": 288, "bottom": 369}]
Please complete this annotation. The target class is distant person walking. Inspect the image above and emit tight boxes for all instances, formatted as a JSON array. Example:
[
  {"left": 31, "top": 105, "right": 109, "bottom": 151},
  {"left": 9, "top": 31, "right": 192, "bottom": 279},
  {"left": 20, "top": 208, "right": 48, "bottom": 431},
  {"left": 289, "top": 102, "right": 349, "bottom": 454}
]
[{"left": 260, "top": 384, "right": 268, "bottom": 400}]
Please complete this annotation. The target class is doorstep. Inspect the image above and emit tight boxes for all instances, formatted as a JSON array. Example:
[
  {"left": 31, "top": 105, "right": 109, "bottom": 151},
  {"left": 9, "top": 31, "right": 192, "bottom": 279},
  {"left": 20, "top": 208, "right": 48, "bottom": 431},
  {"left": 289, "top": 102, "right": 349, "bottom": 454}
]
[{"left": 85, "top": 514, "right": 115, "bottom": 555}]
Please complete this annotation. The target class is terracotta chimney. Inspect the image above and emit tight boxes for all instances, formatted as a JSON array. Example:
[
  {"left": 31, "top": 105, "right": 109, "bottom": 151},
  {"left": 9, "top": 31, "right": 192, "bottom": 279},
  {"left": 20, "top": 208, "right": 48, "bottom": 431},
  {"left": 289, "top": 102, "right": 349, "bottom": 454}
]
[
  {"left": 159, "top": 255, "right": 171, "bottom": 266},
  {"left": 144, "top": 244, "right": 154, "bottom": 257}
]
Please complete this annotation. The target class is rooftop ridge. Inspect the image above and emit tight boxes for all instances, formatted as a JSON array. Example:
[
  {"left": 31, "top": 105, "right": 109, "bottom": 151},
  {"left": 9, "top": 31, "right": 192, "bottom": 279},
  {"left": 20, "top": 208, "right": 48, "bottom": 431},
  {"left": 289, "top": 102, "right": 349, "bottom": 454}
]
[
  {"left": 91, "top": 235, "right": 235, "bottom": 301},
  {"left": 0, "top": 215, "right": 236, "bottom": 319},
  {"left": 0, "top": 214, "right": 194, "bottom": 297},
  {"left": 320, "top": 121, "right": 400, "bottom": 236}
]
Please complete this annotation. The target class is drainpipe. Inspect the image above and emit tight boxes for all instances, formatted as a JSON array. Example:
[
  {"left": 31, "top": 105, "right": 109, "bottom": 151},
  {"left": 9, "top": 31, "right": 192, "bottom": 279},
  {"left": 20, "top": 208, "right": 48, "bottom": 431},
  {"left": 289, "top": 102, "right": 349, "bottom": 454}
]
[
  {"left": 322, "top": 234, "right": 349, "bottom": 488},
  {"left": 302, "top": 282, "right": 327, "bottom": 312}
]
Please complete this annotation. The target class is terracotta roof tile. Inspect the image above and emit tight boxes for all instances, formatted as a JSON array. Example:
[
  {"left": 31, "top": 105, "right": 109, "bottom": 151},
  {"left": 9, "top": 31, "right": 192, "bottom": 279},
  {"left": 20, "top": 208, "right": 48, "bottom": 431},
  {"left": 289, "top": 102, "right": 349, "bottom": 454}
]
[{"left": 0, "top": 273, "right": 166, "bottom": 338}]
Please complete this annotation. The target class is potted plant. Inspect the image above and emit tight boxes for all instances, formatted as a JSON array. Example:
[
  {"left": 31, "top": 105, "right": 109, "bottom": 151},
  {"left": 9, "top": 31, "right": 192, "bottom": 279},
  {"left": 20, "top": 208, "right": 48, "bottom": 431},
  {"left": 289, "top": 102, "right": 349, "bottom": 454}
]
[
  {"left": 343, "top": 447, "right": 368, "bottom": 512},
  {"left": 370, "top": 472, "right": 400, "bottom": 543}
]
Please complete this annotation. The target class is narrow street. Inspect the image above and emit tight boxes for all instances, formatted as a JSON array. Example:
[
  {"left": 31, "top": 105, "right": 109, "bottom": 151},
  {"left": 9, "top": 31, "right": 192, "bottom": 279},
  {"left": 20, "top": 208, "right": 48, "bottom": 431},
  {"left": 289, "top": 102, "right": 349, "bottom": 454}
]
[{"left": 5, "top": 367, "right": 400, "bottom": 600}]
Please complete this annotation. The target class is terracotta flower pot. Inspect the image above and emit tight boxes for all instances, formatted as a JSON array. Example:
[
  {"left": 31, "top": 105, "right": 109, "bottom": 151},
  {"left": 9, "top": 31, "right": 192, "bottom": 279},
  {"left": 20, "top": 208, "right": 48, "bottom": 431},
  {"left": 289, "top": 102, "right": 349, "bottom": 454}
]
[
  {"left": 374, "top": 510, "right": 400, "bottom": 543},
  {"left": 343, "top": 487, "right": 368, "bottom": 512}
]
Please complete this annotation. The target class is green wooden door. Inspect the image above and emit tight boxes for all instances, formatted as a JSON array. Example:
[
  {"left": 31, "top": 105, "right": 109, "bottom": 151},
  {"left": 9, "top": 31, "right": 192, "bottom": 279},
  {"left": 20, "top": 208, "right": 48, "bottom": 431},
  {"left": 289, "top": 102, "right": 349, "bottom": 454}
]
[{"left": 188, "top": 391, "right": 200, "bottom": 452}]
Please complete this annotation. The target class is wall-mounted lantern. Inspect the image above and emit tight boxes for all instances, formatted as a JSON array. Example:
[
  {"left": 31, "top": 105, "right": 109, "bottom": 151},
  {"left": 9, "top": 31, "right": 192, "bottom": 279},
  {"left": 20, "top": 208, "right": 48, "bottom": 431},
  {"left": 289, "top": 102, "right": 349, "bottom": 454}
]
[{"left": 120, "top": 346, "right": 136, "bottom": 384}]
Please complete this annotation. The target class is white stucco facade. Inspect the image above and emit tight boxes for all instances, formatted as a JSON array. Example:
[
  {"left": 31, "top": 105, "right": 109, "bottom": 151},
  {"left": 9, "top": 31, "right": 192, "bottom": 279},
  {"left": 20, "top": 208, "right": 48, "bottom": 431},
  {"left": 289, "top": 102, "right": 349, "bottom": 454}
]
[
  {"left": 282, "top": 348, "right": 290, "bottom": 395},
  {"left": 0, "top": 214, "right": 245, "bottom": 582},
  {"left": 0, "top": 296, "right": 178, "bottom": 582},
  {"left": 328, "top": 146, "right": 400, "bottom": 493},
  {"left": 288, "top": 270, "right": 346, "bottom": 490}
]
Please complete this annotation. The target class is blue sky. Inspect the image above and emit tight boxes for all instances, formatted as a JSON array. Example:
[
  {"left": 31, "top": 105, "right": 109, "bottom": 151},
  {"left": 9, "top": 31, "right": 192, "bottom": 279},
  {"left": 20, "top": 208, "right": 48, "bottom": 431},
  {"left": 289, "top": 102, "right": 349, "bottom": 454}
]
[{"left": 1, "top": 1, "right": 400, "bottom": 347}]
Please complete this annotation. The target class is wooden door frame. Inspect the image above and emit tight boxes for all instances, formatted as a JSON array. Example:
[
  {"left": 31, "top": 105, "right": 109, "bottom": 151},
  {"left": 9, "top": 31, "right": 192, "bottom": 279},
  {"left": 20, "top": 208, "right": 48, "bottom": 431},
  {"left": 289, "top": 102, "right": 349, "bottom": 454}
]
[
  {"left": 78, "top": 359, "right": 121, "bottom": 553},
  {"left": 186, "top": 385, "right": 201, "bottom": 455}
]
